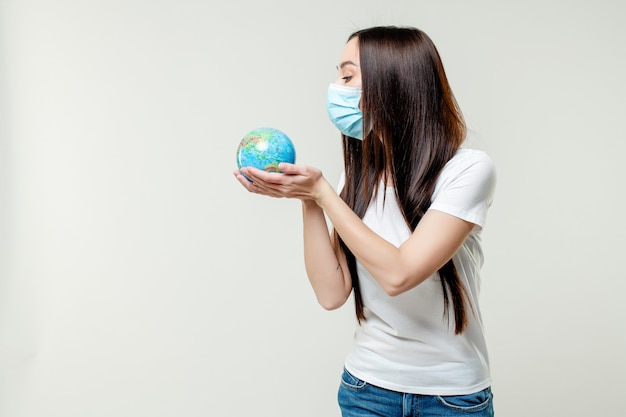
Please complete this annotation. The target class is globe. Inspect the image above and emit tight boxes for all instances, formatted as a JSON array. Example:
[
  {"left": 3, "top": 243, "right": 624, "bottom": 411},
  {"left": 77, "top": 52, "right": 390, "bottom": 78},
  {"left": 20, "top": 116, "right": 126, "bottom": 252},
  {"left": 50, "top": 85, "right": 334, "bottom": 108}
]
[{"left": 236, "top": 127, "right": 296, "bottom": 173}]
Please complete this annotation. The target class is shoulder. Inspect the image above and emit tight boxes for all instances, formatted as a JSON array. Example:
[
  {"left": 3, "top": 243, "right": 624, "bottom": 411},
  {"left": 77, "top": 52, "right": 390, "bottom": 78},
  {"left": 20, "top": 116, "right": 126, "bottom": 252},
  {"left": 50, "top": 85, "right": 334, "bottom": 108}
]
[
  {"left": 438, "top": 149, "right": 496, "bottom": 188},
  {"left": 433, "top": 148, "right": 496, "bottom": 202},
  {"left": 443, "top": 148, "right": 495, "bottom": 175},
  {"left": 430, "top": 148, "right": 496, "bottom": 228}
]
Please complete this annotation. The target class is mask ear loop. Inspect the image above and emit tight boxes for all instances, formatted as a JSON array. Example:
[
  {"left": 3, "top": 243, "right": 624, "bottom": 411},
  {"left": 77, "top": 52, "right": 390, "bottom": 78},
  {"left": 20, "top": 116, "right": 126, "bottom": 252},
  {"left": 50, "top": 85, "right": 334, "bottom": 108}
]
[{"left": 360, "top": 97, "right": 374, "bottom": 141}]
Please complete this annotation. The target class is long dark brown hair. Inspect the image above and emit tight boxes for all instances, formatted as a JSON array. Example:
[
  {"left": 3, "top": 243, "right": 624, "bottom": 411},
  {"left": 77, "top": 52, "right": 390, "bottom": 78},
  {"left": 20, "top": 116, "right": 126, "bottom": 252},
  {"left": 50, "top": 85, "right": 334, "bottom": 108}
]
[{"left": 333, "top": 26, "right": 471, "bottom": 334}]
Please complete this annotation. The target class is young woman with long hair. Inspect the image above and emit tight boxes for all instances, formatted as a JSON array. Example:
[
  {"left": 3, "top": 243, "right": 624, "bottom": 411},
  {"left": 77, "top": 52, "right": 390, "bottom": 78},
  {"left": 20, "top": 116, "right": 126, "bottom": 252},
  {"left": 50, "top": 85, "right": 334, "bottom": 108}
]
[{"left": 234, "top": 25, "right": 496, "bottom": 417}]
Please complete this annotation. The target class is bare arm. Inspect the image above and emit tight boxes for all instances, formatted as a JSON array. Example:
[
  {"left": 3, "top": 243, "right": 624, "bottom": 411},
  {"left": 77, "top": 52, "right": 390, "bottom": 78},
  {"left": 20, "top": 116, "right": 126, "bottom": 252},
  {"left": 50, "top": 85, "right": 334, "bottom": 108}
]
[
  {"left": 236, "top": 164, "right": 473, "bottom": 297},
  {"left": 301, "top": 200, "right": 351, "bottom": 309},
  {"left": 314, "top": 180, "right": 473, "bottom": 295},
  {"left": 233, "top": 167, "right": 351, "bottom": 309}
]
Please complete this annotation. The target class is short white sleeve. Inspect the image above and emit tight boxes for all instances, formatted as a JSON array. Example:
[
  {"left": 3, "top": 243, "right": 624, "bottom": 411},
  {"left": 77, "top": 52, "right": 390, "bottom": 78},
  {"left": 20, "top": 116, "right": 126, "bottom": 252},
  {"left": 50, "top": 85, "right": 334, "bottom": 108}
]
[{"left": 428, "top": 149, "right": 496, "bottom": 230}]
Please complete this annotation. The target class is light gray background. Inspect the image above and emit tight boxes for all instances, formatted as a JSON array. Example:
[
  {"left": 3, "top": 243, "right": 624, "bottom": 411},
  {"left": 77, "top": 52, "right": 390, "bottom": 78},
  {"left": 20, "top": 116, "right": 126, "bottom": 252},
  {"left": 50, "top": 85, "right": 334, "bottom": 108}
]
[{"left": 1, "top": 0, "right": 624, "bottom": 416}]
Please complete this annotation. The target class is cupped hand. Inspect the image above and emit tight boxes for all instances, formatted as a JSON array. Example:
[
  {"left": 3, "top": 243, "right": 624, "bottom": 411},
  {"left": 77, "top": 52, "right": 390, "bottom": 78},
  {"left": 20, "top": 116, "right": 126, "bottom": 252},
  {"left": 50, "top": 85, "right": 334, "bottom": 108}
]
[{"left": 233, "top": 163, "right": 327, "bottom": 202}]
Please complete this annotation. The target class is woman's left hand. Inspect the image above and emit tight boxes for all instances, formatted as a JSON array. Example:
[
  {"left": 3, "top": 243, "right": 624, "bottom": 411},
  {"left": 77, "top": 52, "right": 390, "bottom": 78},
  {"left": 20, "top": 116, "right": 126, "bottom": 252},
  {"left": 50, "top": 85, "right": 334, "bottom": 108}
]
[{"left": 233, "top": 163, "right": 327, "bottom": 202}]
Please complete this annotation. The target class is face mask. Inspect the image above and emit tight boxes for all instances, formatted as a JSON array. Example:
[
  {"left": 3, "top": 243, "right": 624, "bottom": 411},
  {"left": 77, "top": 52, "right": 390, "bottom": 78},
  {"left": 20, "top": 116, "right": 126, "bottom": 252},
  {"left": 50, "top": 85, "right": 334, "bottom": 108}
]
[{"left": 326, "top": 83, "right": 363, "bottom": 140}]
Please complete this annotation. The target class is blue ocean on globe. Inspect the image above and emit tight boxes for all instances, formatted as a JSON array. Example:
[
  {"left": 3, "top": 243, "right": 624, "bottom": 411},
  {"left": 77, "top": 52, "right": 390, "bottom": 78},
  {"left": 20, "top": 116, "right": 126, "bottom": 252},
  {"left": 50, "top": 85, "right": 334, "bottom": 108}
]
[{"left": 236, "top": 127, "right": 296, "bottom": 172}]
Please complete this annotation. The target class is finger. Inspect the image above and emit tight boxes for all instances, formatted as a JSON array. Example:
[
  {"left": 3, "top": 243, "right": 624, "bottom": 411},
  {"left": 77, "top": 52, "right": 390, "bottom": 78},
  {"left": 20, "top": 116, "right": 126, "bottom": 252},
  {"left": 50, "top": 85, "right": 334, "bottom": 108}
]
[
  {"left": 233, "top": 170, "right": 251, "bottom": 183},
  {"left": 245, "top": 168, "right": 286, "bottom": 185},
  {"left": 234, "top": 174, "right": 255, "bottom": 192},
  {"left": 234, "top": 170, "right": 251, "bottom": 182},
  {"left": 250, "top": 183, "right": 284, "bottom": 198},
  {"left": 235, "top": 171, "right": 278, "bottom": 196},
  {"left": 277, "top": 162, "right": 298, "bottom": 174},
  {"left": 239, "top": 167, "right": 265, "bottom": 182}
]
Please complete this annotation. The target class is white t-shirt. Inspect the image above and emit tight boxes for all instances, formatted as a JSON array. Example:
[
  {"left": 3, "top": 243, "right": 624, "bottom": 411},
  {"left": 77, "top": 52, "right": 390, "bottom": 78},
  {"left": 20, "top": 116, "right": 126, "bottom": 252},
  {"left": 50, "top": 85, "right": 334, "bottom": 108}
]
[{"left": 340, "top": 148, "right": 496, "bottom": 396}]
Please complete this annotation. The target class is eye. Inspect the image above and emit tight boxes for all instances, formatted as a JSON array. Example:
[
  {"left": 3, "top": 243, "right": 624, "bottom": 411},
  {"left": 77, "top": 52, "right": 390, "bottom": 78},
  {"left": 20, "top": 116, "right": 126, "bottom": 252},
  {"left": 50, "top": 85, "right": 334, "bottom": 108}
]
[{"left": 342, "top": 75, "right": 353, "bottom": 82}]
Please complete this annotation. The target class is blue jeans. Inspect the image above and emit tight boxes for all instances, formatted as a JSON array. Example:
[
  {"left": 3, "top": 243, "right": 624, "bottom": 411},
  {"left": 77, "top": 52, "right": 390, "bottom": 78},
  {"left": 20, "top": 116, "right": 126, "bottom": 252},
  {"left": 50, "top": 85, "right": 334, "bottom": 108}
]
[{"left": 338, "top": 368, "right": 494, "bottom": 417}]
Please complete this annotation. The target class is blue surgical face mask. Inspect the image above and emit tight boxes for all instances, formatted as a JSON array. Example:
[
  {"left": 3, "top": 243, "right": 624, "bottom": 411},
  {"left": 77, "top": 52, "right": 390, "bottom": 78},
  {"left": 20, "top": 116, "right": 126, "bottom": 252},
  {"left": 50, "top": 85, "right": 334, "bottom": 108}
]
[{"left": 326, "top": 83, "right": 363, "bottom": 140}]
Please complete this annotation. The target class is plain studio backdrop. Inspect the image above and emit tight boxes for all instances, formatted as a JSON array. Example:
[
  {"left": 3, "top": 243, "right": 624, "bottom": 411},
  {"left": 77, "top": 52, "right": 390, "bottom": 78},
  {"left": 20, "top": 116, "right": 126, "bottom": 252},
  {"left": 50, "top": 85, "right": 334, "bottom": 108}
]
[{"left": 1, "top": 0, "right": 624, "bottom": 416}]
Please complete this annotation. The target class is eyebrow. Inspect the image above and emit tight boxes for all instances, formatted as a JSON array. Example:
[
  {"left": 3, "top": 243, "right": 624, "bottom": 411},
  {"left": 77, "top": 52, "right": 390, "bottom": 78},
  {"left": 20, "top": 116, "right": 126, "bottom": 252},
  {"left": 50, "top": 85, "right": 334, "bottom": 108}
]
[{"left": 337, "top": 60, "right": 358, "bottom": 70}]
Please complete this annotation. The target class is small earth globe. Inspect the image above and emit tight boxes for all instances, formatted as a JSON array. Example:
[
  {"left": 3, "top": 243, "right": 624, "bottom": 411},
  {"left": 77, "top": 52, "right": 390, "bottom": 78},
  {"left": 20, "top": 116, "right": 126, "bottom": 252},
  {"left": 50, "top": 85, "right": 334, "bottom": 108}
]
[{"left": 236, "top": 127, "right": 296, "bottom": 173}]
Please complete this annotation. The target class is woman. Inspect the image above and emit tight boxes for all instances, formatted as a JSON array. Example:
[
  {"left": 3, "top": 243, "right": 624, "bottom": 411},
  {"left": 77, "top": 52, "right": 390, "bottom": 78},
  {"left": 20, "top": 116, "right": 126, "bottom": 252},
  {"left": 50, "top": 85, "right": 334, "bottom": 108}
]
[{"left": 234, "top": 26, "right": 496, "bottom": 417}]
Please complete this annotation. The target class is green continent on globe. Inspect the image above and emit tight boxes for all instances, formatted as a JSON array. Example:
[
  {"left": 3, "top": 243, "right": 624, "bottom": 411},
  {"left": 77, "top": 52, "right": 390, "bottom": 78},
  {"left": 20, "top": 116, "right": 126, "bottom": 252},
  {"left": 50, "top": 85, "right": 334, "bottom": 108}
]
[{"left": 236, "top": 127, "right": 296, "bottom": 172}]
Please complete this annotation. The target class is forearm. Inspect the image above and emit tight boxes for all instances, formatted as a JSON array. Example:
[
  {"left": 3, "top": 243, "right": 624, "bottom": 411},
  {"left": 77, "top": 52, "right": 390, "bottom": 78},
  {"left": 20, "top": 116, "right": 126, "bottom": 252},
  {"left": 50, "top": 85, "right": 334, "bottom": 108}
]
[
  {"left": 234, "top": 164, "right": 466, "bottom": 297},
  {"left": 314, "top": 183, "right": 402, "bottom": 291},
  {"left": 302, "top": 200, "right": 351, "bottom": 310},
  {"left": 315, "top": 181, "right": 452, "bottom": 296}
]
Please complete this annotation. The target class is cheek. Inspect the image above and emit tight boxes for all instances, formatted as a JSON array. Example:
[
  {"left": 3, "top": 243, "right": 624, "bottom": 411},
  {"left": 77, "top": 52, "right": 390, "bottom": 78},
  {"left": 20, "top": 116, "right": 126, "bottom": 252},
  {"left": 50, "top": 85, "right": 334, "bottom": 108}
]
[{"left": 349, "top": 76, "right": 362, "bottom": 89}]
